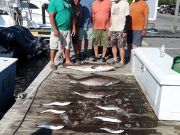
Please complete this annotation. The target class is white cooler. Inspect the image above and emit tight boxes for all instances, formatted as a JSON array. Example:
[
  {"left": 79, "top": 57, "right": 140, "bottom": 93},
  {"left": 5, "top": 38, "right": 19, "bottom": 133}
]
[
  {"left": 132, "top": 48, "right": 180, "bottom": 120},
  {"left": 0, "top": 57, "right": 17, "bottom": 110}
]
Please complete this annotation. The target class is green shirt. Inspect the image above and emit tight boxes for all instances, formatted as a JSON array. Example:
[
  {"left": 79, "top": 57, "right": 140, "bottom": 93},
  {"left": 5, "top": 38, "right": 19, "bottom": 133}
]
[{"left": 48, "top": 0, "right": 72, "bottom": 31}]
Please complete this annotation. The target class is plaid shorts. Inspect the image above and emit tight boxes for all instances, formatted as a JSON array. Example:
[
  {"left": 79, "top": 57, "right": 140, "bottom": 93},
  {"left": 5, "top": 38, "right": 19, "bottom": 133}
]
[{"left": 110, "top": 31, "right": 127, "bottom": 48}]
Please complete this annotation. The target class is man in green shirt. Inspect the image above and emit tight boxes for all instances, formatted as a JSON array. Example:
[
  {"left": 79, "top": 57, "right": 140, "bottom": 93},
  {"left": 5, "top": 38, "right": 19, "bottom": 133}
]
[{"left": 48, "top": 0, "right": 76, "bottom": 70}]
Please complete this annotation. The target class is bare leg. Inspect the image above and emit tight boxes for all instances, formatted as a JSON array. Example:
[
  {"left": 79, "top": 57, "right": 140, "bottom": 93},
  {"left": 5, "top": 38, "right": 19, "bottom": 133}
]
[
  {"left": 119, "top": 47, "right": 125, "bottom": 64},
  {"left": 78, "top": 40, "right": 82, "bottom": 53},
  {"left": 73, "top": 43, "right": 79, "bottom": 59},
  {"left": 102, "top": 47, "right": 107, "bottom": 58},
  {"left": 64, "top": 48, "right": 72, "bottom": 64},
  {"left": 50, "top": 49, "right": 55, "bottom": 65},
  {"left": 112, "top": 45, "right": 118, "bottom": 62},
  {"left": 50, "top": 49, "right": 57, "bottom": 69},
  {"left": 94, "top": 46, "right": 98, "bottom": 57},
  {"left": 83, "top": 39, "right": 88, "bottom": 54},
  {"left": 127, "top": 44, "right": 132, "bottom": 59}
]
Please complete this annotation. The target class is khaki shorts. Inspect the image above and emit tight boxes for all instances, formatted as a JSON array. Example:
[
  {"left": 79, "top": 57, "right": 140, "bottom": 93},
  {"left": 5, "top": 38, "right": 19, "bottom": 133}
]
[
  {"left": 49, "top": 30, "right": 72, "bottom": 50},
  {"left": 78, "top": 28, "right": 93, "bottom": 40},
  {"left": 92, "top": 29, "right": 109, "bottom": 48}
]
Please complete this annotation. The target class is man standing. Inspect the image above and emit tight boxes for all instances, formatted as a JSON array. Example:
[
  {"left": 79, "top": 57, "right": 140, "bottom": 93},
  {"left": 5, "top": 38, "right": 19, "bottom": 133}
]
[
  {"left": 127, "top": 0, "right": 149, "bottom": 59},
  {"left": 92, "top": 0, "right": 111, "bottom": 62},
  {"left": 109, "top": 0, "right": 130, "bottom": 65},
  {"left": 72, "top": 0, "right": 82, "bottom": 64},
  {"left": 78, "top": 0, "right": 94, "bottom": 60},
  {"left": 48, "top": 0, "right": 75, "bottom": 70}
]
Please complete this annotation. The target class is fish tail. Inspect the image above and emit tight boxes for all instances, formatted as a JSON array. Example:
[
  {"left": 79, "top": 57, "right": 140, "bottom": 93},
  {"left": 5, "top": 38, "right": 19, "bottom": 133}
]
[
  {"left": 73, "top": 91, "right": 79, "bottom": 95},
  {"left": 66, "top": 74, "right": 77, "bottom": 80},
  {"left": 70, "top": 80, "right": 77, "bottom": 84}
]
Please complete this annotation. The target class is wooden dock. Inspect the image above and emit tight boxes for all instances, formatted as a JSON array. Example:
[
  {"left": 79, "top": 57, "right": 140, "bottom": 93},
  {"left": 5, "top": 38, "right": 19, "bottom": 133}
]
[{"left": 0, "top": 61, "right": 180, "bottom": 135}]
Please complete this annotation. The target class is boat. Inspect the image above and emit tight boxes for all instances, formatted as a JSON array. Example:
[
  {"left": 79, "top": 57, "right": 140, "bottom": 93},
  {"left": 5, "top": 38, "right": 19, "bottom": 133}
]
[
  {"left": 0, "top": 0, "right": 50, "bottom": 28},
  {"left": 0, "top": 0, "right": 50, "bottom": 58},
  {"left": 0, "top": 57, "right": 17, "bottom": 113}
]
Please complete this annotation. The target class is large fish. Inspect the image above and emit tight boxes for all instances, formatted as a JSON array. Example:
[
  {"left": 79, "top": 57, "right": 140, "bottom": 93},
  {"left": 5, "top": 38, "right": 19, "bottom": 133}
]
[
  {"left": 63, "top": 63, "right": 115, "bottom": 72},
  {"left": 96, "top": 105, "right": 120, "bottom": 111},
  {"left": 94, "top": 116, "right": 121, "bottom": 123},
  {"left": 37, "top": 124, "right": 64, "bottom": 130},
  {"left": 68, "top": 74, "right": 121, "bottom": 86},
  {"left": 40, "top": 109, "right": 65, "bottom": 114},
  {"left": 73, "top": 91, "right": 106, "bottom": 99},
  {"left": 42, "top": 102, "right": 71, "bottom": 106},
  {"left": 100, "top": 128, "right": 124, "bottom": 134}
]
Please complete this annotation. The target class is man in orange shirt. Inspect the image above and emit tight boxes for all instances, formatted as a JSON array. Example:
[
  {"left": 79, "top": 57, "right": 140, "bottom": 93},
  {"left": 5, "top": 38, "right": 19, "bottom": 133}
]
[
  {"left": 127, "top": 0, "right": 149, "bottom": 59},
  {"left": 92, "top": 0, "right": 111, "bottom": 62}
]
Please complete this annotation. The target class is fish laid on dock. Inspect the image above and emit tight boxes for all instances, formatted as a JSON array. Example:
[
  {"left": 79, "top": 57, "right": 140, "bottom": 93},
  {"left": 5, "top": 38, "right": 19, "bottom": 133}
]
[
  {"left": 94, "top": 116, "right": 122, "bottom": 123},
  {"left": 63, "top": 63, "right": 115, "bottom": 72},
  {"left": 68, "top": 74, "right": 121, "bottom": 86},
  {"left": 42, "top": 102, "right": 71, "bottom": 106},
  {"left": 73, "top": 91, "right": 106, "bottom": 99},
  {"left": 37, "top": 124, "right": 64, "bottom": 130},
  {"left": 100, "top": 127, "right": 124, "bottom": 134},
  {"left": 96, "top": 105, "right": 120, "bottom": 111},
  {"left": 40, "top": 109, "right": 65, "bottom": 114}
]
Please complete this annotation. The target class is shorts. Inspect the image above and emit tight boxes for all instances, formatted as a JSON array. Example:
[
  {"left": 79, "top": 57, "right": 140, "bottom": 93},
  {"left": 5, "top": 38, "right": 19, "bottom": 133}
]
[
  {"left": 49, "top": 30, "right": 71, "bottom": 50},
  {"left": 78, "top": 28, "right": 93, "bottom": 40},
  {"left": 92, "top": 29, "right": 109, "bottom": 48},
  {"left": 110, "top": 31, "right": 127, "bottom": 48},
  {"left": 127, "top": 30, "right": 142, "bottom": 46}
]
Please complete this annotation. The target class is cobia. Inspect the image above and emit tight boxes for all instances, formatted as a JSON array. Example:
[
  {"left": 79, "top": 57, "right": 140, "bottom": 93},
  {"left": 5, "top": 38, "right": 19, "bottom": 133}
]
[
  {"left": 68, "top": 74, "right": 121, "bottom": 86},
  {"left": 63, "top": 63, "right": 115, "bottom": 72}
]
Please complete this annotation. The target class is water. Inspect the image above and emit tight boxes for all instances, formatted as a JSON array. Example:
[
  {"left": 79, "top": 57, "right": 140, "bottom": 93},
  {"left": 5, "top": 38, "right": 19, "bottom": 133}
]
[
  {"left": 0, "top": 53, "right": 49, "bottom": 119},
  {"left": 15, "top": 54, "right": 49, "bottom": 96}
]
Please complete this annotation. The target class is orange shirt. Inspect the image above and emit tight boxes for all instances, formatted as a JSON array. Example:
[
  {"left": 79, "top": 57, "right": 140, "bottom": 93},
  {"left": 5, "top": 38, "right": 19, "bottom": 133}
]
[
  {"left": 92, "top": 0, "right": 111, "bottom": 30},
  {"left": 130, "top": 0, "right": 149, "bottom": 30}
]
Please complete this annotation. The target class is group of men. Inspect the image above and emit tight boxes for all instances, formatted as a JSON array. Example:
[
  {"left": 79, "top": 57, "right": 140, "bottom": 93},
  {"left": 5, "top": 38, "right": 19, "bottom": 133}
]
[{"left": 48, "top": 0, "right": 149, "bottom": 70}]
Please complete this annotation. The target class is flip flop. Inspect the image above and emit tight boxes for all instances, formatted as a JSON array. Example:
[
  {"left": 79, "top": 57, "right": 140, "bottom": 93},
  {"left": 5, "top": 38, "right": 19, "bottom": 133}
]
[
  {"left": 50, "top": 64, "right": 57, "bottom": 70},
  {"left": 63, "top": 63, "right": 74, "bottom": 66}
]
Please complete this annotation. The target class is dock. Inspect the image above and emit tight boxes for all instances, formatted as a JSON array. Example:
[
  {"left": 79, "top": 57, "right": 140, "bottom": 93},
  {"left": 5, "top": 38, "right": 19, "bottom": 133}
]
[{"left": 1, "top": 58, "right": 180, "bottom": 135}]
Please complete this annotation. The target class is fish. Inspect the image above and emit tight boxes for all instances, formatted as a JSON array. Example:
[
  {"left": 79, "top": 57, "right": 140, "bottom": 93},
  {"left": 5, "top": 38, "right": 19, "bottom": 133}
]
[
  {"left": 73, "top": 91, "right": 106, "bottom": 99},
  {"left": 42, "top": 101, "right": 71, "bottom": 106},
  {"left": 68, "top": 74, "right": 121, "bottom": 86},
  {"left": 100, "top": 127, "right": 124, "bottom": 134},
  {"left": 37, "top": 124, "right": 64, "bottom": 130},
  {"left": 94, "top": 116, "right": 121, "bottom": 123},
  {"left": 40, "top": 109, "right": 65, "bottom": 114},
  {"left": 96, "top": 105, "right": 120, "bottom": 111},
  {"left": 63, "top": 63, "right": 115, "bottom": 72}
]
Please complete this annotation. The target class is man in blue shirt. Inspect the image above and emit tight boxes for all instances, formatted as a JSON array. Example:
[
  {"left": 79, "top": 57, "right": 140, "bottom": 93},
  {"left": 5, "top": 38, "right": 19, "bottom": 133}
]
[{"left": 78, "top": 0, "right": 94, "bottom": 60}]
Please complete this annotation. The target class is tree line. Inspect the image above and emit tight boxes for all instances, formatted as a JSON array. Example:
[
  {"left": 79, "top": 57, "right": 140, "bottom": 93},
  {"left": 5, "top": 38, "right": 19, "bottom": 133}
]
[
  {"left": 127, "top": 0, "right": 176, "bottom": 5},
  {"left": 158, "top": 0, "right": 176, "bottom": 5}
]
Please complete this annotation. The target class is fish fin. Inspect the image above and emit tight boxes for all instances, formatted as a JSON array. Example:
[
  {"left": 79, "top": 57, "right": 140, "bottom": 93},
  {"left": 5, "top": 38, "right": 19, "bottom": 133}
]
[
  {"left": 34, "top": 123, "right": 40, "bottom": 127},
  {"left": 89, "top": 73, "right": 96, "bottom": 76},
  {"left": 38, "top": 103, "right": 43, "bottom": 108},
  {"left": 66, "top": 74, "right": 77, "bottom": 80},
  {"left": 91, "top": 65, "right": 98, "bottom": 69}
]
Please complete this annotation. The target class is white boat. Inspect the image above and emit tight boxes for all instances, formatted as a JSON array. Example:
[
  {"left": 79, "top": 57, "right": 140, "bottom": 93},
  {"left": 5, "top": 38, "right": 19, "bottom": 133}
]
[
  {"left": 0, "top": 0, "right": 50, "bottom": 58},
  {"left": 0, "top": 0, "right": 50, "bottom": 28},
  {"left": 0, "top": 57, "right": 17, "bottom": 112}
]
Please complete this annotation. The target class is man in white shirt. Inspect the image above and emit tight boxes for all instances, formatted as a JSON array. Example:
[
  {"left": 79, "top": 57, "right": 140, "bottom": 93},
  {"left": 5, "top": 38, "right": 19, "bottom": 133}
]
[{"left": 109, "top": 0, "right": 130, "bottom": 65}]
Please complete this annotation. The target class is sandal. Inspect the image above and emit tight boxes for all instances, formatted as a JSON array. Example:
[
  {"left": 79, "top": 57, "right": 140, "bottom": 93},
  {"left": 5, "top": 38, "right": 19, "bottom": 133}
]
[
  {"left": 50, "top": 64, "right": 57, "bottom": 70},
  {"left": 112, "top": 61, "right": 118, "bottom": 64},
  {"left": 63, "top": 63, "right": 74, "bottom": 66},
  {"left": 92, "top": 57, "right": 99, "bottom": 62}
]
